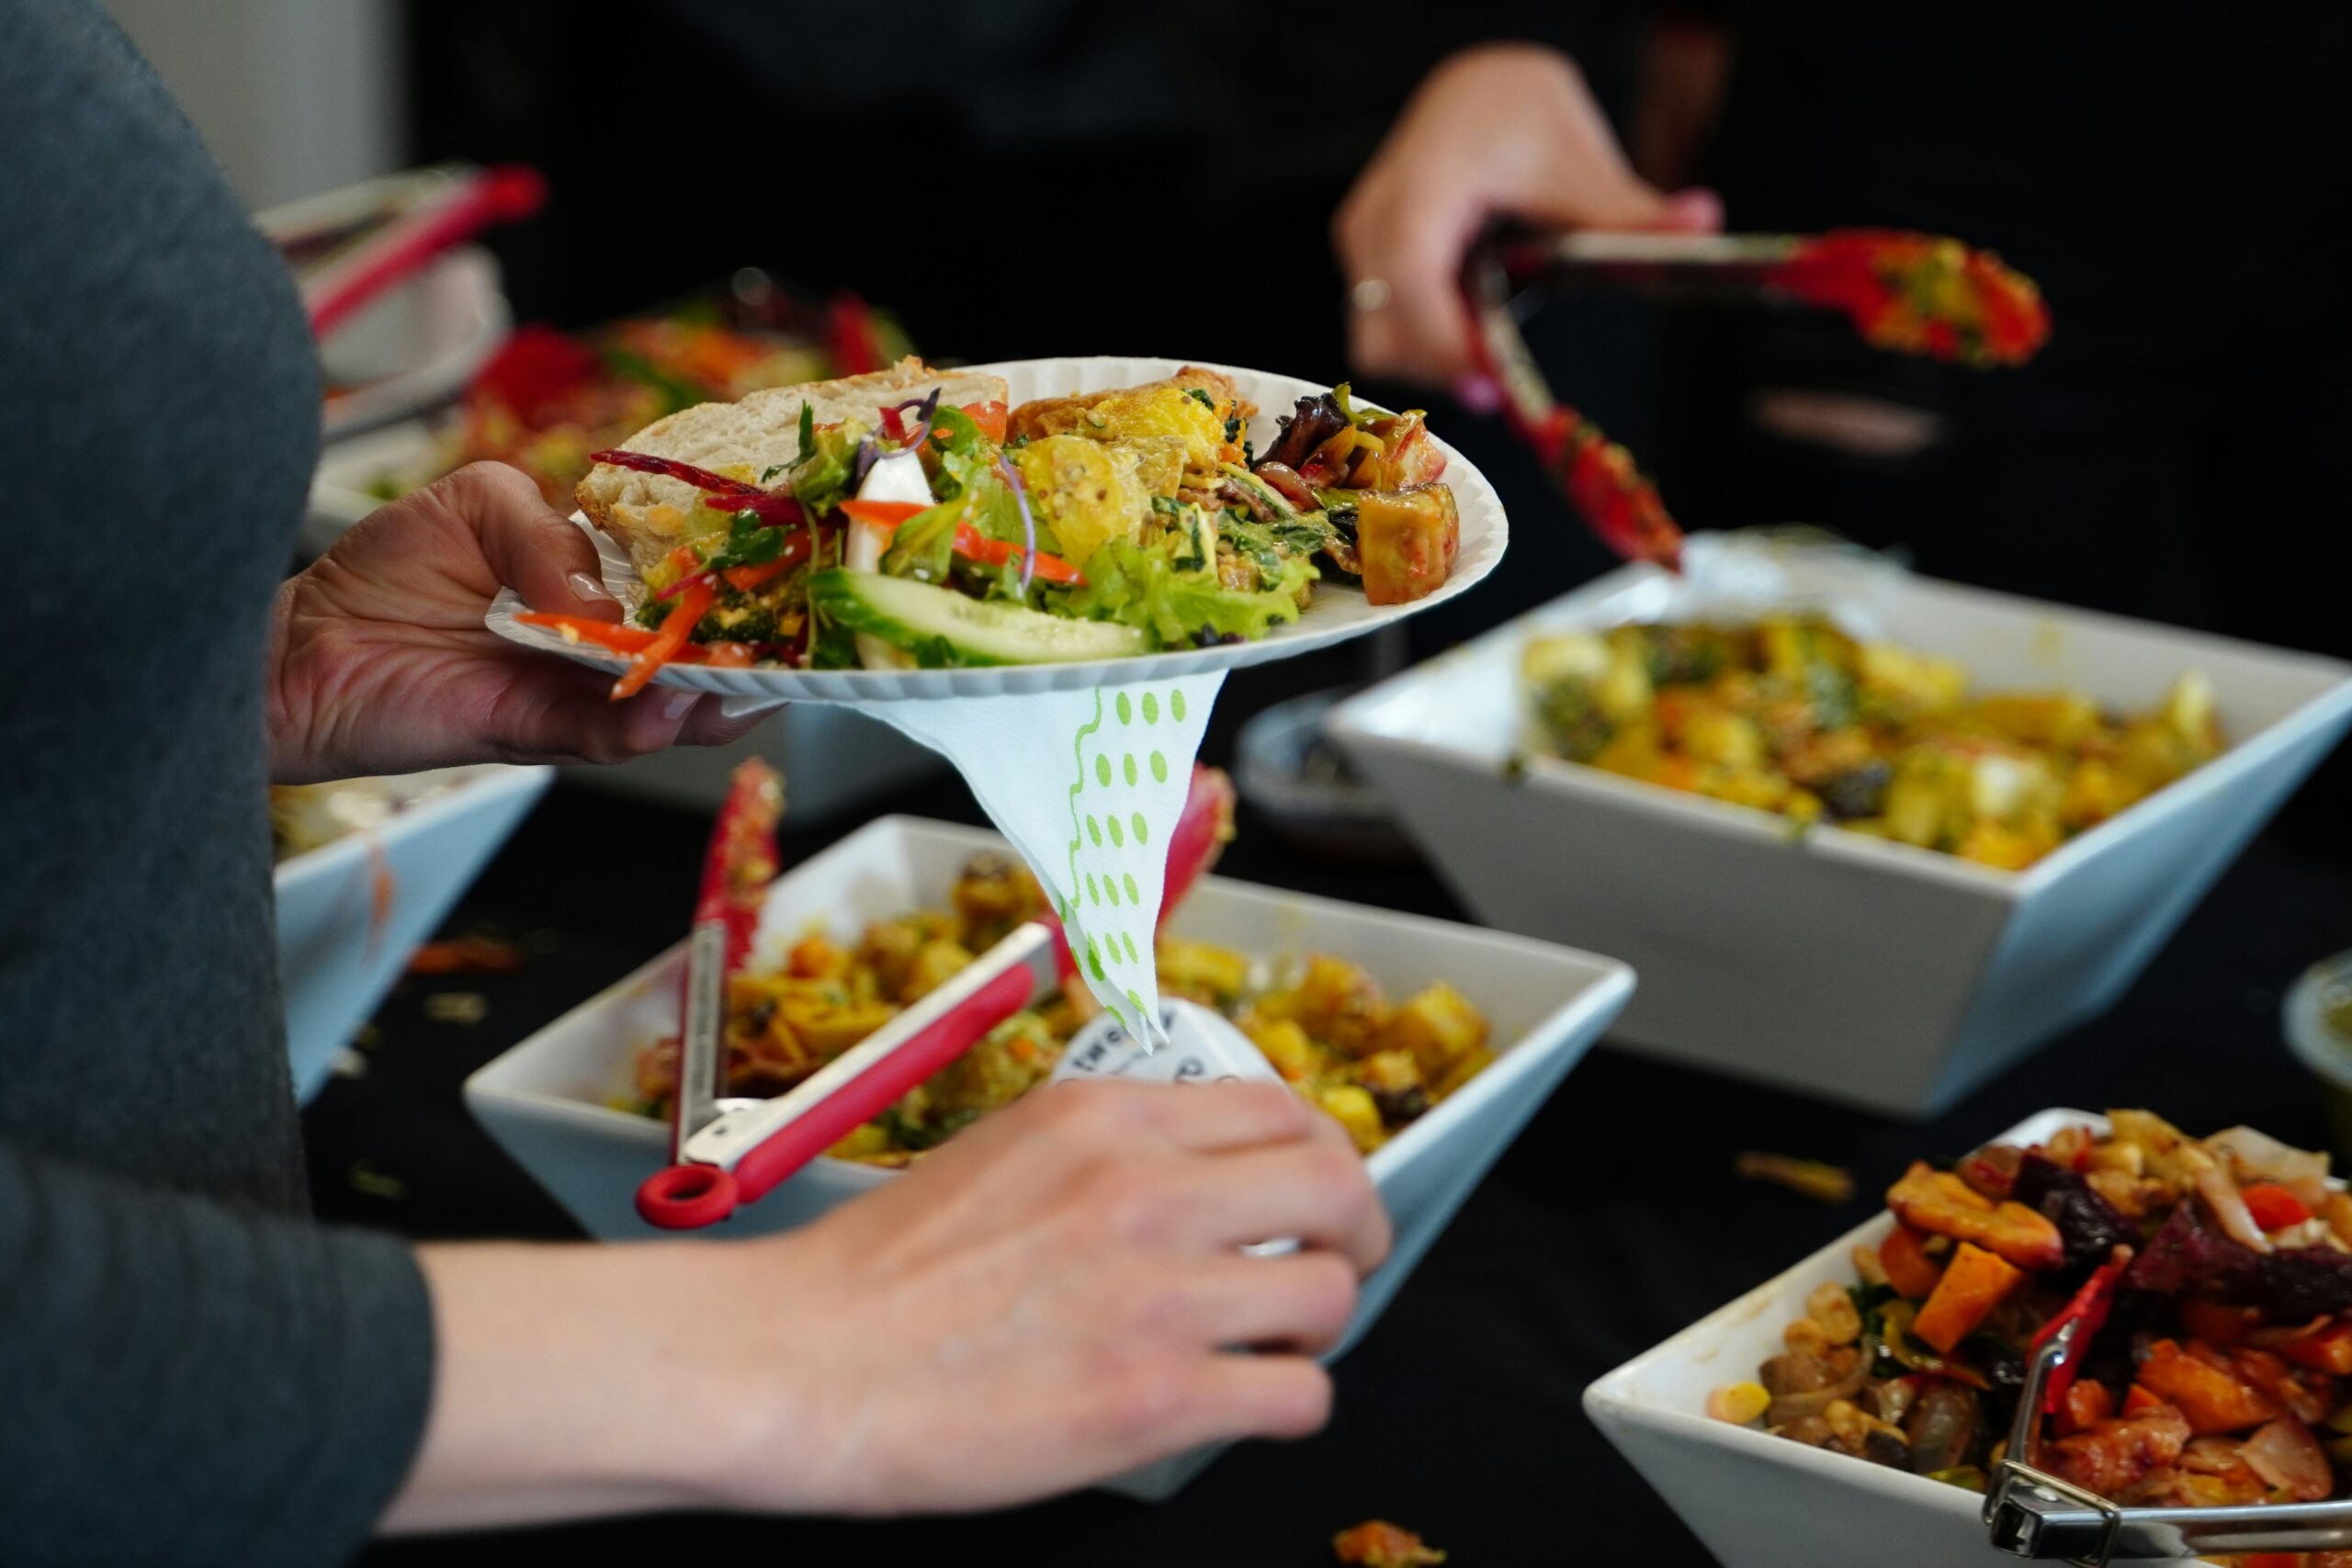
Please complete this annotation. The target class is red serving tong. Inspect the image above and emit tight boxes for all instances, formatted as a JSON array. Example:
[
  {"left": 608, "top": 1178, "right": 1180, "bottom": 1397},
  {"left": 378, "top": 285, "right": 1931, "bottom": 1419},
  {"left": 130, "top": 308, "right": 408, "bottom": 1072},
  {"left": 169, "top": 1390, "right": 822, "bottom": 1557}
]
[
  {"left": 302, "top": 163, "right": 548, "bottom": 339},
  {"left": 635, "top": 763, "right": 1238, "bottom": 1230},
  {"left": 1461, "top": 234, "right": 1685, "bottom": 572}
]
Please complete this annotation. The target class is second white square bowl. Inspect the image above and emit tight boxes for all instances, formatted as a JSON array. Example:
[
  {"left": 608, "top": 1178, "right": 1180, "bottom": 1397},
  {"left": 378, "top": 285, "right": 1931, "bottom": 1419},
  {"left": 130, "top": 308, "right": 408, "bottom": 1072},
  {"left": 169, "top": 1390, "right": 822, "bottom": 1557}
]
[{"left": 1329, "top": 552, "right": 2352, "bottom": 1117}]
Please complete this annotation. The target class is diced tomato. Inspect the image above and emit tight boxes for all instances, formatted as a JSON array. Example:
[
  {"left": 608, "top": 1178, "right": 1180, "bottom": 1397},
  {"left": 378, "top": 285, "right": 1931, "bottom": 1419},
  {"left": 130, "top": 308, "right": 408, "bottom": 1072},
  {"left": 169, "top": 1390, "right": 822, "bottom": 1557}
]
[
  {"left": 2135, "top": 1338, "right": 2283, "bottom": 1435},
  {"left": 961, "top": 400, "right": 1009, "bottom": 443},
  {"left": 838, "top": 499, "right": 927, "bottom": 530},
  {"left": 2056, "top": 1379, "right": 2115, "bottom": 1438},
  {"left": 2242, "top": 1182, "right": 2314, "bottom": 1232},
  {"left": 952, "top": 524, "right": 1082, "bottom": 585},
  {"left": 1880, "top": 1224, "right": 1947, "bottom": 1300},
  {"left": 701, "top": 641, "right": 756, "bottom": 669},
  {"left": 664, "top": 544, "right": 701, "bottom": 576}
]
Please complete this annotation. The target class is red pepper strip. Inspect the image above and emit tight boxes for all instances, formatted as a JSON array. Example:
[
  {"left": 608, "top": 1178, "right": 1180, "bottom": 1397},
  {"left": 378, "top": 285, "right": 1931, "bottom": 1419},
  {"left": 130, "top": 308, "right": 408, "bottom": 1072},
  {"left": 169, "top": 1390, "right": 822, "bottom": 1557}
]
[
  {"left": 586, "top": 448, "right": 761, "bottom": 497},
  {"left": 953, "top": 525, "right": 1082, "bottom": 585},
  {"left": 692, "top": 759, "right": 785, "bottom": 979},
  {"left": 878, "top": 402, "right": 909, "bottom": 443},
  {"left": 720, "top": 530, "right": 814, "bottom": 592},
  {"left": 839, "top": 499, "right": 926, "bottom": 529},
  {"left": 2029, "top": 1247, "right": 2134, "bottom": 1416},
  {"left": 615, "top": 579, "right": 713, "bottom": 700},
  {"left": 514, "top": 612, "right": 662, "bottom": 653}
]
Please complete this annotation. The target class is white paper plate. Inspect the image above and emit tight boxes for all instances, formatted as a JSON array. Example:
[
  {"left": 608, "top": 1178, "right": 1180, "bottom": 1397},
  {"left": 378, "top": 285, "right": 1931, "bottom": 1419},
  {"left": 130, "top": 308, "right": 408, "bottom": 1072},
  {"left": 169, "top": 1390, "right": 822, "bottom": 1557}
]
[{"left": 482, "top": 355, "right": 1507, "bottom": 703}]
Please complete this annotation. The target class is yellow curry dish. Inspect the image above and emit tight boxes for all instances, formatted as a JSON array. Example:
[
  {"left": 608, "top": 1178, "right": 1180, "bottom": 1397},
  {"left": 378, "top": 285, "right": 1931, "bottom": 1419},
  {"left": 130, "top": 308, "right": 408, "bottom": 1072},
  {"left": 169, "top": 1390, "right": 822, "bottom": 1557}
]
[
  {"left": 628, "top": 852, "right": 1496, "bottom": 1162},
  {"left": 1520, "top": 615, "right": 2224, "bottom": 870}
]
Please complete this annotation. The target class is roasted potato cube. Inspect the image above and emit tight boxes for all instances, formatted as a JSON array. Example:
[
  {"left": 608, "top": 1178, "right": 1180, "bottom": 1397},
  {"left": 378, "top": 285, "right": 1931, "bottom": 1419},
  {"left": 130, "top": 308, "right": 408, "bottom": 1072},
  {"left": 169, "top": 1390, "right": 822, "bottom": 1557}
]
[
  {"left": 903, "top": 939, "right": 976, "bottom": 1001},
  {"left": 1317, "top": 1083, "right": 1386, "bottom": 1154},
  {"left": 1375, "top": 982, "right": 1489, "bottom": 1081},
  {"left": 779, "top": 997, "right": 898, "bottom": 1058},
  {"left": 1157, "top": 939, "right": 1250, "bottom": 1006},
  {"left": 1261, "top": 954, "right": 1386, "bottom": 1055},
  {"left": 1241, "top": 1014, "right": 1322, "bottom": 1083},
  {"left": 1965, "top": 692, "right": 2099, "bottom": 748},
  {"left": 1353, "top": 485, "right": 1459, "bottom": 606},
  {"left": 1858, "top": 642, "right": 1967, "bottom": 712},
  {"left": 786, "top": 934, "right": 850, "bottom": 981}
]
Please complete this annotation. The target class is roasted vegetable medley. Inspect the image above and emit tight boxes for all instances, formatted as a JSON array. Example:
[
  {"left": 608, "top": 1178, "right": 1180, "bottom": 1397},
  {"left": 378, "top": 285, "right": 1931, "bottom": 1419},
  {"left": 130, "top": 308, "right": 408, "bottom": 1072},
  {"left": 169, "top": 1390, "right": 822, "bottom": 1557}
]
[
  {"left": 1521, "top": 616, "right": 2223, "bottom": 868},
  {"left": 1713, "top": 1111, "right": 2352, "bottom": 1542},
  {"left": 628, "top": 852, "right": 1495, "bottom": 1161}
]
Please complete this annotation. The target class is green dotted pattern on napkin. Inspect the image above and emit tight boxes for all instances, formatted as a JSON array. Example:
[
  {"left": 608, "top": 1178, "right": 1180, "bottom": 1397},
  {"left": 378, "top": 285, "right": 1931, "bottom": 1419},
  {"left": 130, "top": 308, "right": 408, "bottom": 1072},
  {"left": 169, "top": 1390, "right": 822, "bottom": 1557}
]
[{"left": 1061, "top": 683, "right": 1193, "bottom": 1040}]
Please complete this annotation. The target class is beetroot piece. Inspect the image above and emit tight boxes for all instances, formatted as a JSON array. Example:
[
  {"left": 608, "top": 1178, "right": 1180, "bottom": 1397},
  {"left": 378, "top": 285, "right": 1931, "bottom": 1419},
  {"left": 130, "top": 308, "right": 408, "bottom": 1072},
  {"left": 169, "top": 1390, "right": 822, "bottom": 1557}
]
[
  {"left": 2260, "top": 1248, "right": 2352, "bottom": 1320},
  {"left": 2123, "top": 1201, "right": 2263, "bottom": 1301},
  {"left": 2015, "top": 1156, "right": 2134, "bottom": 1274}
]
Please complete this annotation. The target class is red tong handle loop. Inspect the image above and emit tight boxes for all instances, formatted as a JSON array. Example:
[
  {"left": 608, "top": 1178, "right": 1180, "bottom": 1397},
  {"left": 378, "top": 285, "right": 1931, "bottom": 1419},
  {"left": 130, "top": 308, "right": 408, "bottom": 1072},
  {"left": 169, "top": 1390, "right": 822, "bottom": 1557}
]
[{"left": 637, "top": 1162, "right": 742, "bottom": 1230}]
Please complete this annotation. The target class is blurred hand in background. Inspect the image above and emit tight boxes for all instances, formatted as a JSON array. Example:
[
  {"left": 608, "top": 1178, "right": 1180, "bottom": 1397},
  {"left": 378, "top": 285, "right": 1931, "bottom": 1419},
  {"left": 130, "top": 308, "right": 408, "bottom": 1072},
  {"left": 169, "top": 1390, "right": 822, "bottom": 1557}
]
[{"left": 1333, "top": 42, "right": 1722, "bottom": 398}]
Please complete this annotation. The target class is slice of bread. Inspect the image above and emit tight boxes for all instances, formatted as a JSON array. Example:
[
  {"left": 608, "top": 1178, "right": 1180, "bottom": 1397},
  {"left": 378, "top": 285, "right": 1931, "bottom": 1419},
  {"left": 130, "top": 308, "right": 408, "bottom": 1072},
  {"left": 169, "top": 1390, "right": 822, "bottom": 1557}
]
[{"left": 575, "top": 356, "right": 1009, "bottom": 577}]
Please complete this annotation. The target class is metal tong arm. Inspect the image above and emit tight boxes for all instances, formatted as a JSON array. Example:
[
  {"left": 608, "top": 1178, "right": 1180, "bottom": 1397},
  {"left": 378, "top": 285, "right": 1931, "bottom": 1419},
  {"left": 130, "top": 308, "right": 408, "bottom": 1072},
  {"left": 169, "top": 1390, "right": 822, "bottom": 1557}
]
[{"left": 1986, "top": 1321, "right": 2352, "bottom": 1564}]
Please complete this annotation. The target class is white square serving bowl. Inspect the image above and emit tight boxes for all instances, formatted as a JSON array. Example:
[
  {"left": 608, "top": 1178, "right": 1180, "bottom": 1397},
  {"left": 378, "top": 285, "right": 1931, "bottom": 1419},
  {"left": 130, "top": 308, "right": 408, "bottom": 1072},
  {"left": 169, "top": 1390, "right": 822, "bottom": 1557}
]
[
  {"left": 1328, "top": 551, "right": 2352, "bottom": 1118},
  {"left": 1584, "top": 1106, "right": 2092, "bottom": 1568},
  {"left": 277, "top": 764, "right": 551, "bottom": 1101},
  {"left": 465, "top": 814, "right": 1633, "bottom": 1496}
]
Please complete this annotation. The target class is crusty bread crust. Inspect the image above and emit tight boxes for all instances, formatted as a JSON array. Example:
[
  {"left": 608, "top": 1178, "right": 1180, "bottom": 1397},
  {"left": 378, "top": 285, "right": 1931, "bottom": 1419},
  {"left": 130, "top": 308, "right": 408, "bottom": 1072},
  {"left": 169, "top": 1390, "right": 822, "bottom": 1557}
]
[{"left": 575, "top": 356, "right": 1008, "bottom": 577}]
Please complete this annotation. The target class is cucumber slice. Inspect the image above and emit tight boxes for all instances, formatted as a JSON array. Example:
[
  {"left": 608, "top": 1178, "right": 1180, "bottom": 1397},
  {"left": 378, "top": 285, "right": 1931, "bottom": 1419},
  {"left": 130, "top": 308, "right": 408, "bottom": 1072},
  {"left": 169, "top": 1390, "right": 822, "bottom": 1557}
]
[{"left": 809, "top": 570, "right": 1149, "bottom": 667}]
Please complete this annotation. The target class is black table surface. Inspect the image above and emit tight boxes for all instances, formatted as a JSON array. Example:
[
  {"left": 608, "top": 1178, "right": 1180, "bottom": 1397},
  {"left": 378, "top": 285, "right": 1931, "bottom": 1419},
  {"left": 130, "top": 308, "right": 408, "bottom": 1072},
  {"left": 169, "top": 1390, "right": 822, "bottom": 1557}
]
[{"left": 322, "top": 766, "right": 2352, "bottom": 1568}]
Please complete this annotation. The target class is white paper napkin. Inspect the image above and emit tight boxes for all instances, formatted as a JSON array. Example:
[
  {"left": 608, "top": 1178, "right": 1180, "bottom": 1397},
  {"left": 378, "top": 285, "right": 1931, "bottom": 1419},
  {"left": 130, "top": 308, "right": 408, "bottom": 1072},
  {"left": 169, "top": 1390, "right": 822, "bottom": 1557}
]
[{"left": 865, "top": 671, "right": 1224, "bottom": 1045}]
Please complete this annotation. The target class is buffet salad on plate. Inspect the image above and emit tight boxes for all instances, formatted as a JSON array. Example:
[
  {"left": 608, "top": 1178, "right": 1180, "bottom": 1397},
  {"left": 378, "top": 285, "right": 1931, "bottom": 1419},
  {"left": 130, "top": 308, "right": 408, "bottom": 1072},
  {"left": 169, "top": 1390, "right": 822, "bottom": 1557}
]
[
  {"left": 488, "top": 355, "right": 1504, "bottom": 695},
  {"left": 1711, "top": 1110, "right": 2352, "bottom": 1544}
]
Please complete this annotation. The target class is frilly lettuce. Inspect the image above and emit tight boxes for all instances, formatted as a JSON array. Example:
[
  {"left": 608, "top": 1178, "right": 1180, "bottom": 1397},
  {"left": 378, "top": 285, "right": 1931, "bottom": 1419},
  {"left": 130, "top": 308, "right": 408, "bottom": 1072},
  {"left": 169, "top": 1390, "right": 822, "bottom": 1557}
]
[{"left": 1064, "top": 539, "right": 1314, "bottom": 649}]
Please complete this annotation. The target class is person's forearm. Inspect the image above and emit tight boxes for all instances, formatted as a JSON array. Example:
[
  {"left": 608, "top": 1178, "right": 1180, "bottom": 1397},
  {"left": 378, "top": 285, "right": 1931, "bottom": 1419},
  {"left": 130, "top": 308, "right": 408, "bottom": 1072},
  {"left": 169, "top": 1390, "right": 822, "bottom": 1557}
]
[{"left": 382, "top": 1239, "right": 773, "bottom": 1532}]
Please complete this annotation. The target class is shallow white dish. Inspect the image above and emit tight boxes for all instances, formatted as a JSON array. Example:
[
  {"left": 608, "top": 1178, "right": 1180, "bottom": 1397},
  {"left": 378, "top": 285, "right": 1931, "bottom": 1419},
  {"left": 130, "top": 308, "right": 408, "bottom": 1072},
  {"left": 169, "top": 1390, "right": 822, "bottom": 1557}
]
[
  {"left": 1329, "top": 544, "right": 2352, "bottom": 1118},
  {"left": 465, "top": 815, "right": 1631, "bottom": 1497},
  {"left": 1586, "top": 1107, "right": 2096, "bottom": 1568},
  {"left": 481, "top": 355, "right": 1508, "bottom": 702},
  {"left": 277, "top": 764, "right": 550, "bottom": 1100}
]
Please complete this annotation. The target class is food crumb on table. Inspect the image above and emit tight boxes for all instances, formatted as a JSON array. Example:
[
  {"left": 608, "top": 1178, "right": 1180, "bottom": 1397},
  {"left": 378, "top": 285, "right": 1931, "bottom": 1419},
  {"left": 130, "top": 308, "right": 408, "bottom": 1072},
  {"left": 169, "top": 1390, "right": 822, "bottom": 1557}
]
[
  {"left": 1735, "top": 1150, "right": 1857, "bottom": 1204},
  {"left": 1332, "top": 1519, "right": 1444, "bottom": 1566}
]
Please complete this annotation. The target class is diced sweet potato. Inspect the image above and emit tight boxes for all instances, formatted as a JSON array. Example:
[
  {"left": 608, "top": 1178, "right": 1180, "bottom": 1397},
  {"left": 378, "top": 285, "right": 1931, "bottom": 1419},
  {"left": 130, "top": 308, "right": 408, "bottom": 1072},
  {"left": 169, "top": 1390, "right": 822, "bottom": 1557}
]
[
  {"left": 1880, "top": 1224, "right": 1949, "bottom": 1300},
  {"left": 2136, "top": 1338, "right": 2283, "bottom": 1434},
  {"left": 1885, "top": 1162, "right": 2065, "bottom": 1270},
  {"left": 1914, "top": 1243, "right": 2026, "bottom": 1353}
]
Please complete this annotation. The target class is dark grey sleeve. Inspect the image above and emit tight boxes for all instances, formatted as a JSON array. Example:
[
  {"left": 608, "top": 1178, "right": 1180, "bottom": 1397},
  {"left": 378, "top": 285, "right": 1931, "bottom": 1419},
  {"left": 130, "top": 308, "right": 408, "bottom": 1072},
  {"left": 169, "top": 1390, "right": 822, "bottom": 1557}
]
[{"left": 0, "top": 1143, "right": 435, "bottom": 1568}]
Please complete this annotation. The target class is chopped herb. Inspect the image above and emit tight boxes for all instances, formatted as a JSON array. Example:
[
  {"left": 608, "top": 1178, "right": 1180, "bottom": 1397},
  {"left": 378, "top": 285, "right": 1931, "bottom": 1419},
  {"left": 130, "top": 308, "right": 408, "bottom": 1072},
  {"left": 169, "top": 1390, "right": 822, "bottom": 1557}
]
[{"left": 1186, "top": 387, "right": 1216, "bottom": 412}]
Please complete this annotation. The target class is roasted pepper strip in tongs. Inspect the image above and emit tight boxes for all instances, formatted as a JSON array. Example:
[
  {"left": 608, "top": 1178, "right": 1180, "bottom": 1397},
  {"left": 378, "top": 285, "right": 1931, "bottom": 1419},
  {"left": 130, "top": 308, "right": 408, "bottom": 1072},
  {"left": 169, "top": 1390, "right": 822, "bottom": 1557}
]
[
  {"left": 695, "top": 758, "right": 785, "bottom": 978},
  {"left": 1461, "top": 234, "right": 1684, "bottom": 571}
]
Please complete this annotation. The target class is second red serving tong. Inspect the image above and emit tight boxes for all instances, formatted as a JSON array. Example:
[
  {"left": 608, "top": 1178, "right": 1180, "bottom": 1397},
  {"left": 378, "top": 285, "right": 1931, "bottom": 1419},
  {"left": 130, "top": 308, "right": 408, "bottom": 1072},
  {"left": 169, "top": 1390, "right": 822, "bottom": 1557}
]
[{"left": 635, "top": 763, "right": 1237, "bottom": 1230}]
